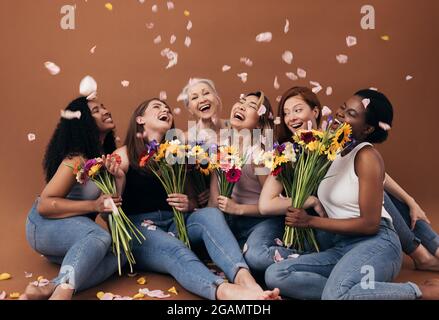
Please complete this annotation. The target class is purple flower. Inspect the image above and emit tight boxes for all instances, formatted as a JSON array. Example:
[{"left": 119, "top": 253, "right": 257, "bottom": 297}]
[
  {"left": 146, "top": 140, "right": 159, "bottom": 153},
  {"left": 276, "top": 143, "right": 286, "bottom": 153},
  {"left": 84, "top": 159, "right": 97, "bottom": 172}
]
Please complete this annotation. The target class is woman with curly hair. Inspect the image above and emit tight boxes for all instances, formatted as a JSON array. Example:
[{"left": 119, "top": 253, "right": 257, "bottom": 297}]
[{"left": 22, "top": 84, "right": 123, "bottom": 300}]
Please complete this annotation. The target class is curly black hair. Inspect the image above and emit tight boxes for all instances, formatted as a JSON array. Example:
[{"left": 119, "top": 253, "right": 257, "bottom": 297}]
[
  {"left": 43, "top": 96, "right": 116, "bottom": 182},
  {"left": 355, "top": 89, "right": 393, "bottom": 143}
]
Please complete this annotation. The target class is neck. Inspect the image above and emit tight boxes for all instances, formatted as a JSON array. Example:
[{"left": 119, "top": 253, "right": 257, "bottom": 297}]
[
  {"left": 341, "top": 139, "right": 363, "bottom": 157},
  {"left": 198, "top": 117, "right": 220, "bottom": 131},
  {"left": 144, "top": 129, "right": 165, "bottom": 143}
]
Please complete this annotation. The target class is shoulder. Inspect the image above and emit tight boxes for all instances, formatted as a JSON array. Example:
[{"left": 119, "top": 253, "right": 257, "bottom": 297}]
[{"left": 354, "top": 144, "right": 385, "bottom": 176}]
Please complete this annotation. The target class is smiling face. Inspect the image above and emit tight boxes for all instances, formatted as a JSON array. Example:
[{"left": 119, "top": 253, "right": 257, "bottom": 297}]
[
  {"left": 187, "top": 82, "right": 220, "bottom": 120},
  {"left": 88, "top": 100, "right": 115, "bottom": 133},
  {"left": 332, "top": 95, "right": 373, "bottom": 141},
  {"left": 283, "top": 96, "right": 319, "bottom": 133},
  {"left": 136, "top": 99, "right": 173, "bottom": 135},
  {"left": 229, "top": 95, "right": 261, "bottom": 130}
]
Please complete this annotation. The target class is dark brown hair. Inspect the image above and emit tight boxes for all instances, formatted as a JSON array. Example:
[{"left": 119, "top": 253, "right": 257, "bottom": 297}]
[
  {"left": 274, "top": 86, "right": 322, "bottom": 144},
  {"left": 125, "top": 98, "right": 174, "bottom": 172},
  {"left": 245, "top": 91, "right": 274, "bottom": 136}
]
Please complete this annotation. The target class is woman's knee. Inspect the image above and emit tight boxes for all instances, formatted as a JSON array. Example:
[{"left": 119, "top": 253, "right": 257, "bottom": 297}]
[
  {"left": 264, "top": 262, "right": 289, "bottom": 290},
  {"left": 87, "top": 226, "right": 112, "bottom": 248}
]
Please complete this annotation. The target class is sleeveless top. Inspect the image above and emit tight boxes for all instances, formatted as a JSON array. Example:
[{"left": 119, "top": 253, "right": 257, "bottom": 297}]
[
  {"left": 121, "top": 166, "right": 171, "bottom": 215},
  {"left": 66, "top": 180, "right": 101, "bottom": 220},
  {"left": 317, "top": 142, "right": 392, "bottom": 221}
]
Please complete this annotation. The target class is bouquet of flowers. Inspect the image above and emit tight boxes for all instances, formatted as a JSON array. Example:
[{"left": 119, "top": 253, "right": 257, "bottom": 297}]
[
  {"left": 187, "top": 144, "right": 213, "bottom": 195},
  {"left": 214, "top": 145, "right": 244, "bottom": 198},
  {"left": 139, "top": 139, "right": 191, "bottom": 248},
  {"left": 68, "top": 155, "right": 145, "bottom": 275},
  {"left": 286, "top": 119, "right": 352, "bottom": 251}
]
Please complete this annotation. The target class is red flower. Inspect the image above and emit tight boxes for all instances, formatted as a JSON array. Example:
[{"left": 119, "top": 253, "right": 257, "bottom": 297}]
[
  {"left": 110, "top": 153, "right": 122, "bottom": 165},
  {"left": 300, "top": 131, "right": 316, "bottom": 144},
  {"left": 271, "top": 166, "right": 283, "bottom": 176},
  {"left": 226, "top": 167, "right": 242, "bottom": 183},
  {"left": 139, "top": 151, "right": 155, "bottom": 168}
]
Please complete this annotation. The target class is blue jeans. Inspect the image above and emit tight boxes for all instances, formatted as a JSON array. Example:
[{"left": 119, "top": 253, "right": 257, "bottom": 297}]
[
  {"left": 265, "top": 219, "right": 422, "bottom": 300},
  {"left": 243, "top": 213, "right": 336, "bottom": 275},
  {"left": 384, "top": 192, "right": 439, "bottom": 256},
  {"left": 129, "top": 207, "right": 248, "bottom": 300},
  {"left": 25, "top": 199, "right": 123, "bottom": 292}
]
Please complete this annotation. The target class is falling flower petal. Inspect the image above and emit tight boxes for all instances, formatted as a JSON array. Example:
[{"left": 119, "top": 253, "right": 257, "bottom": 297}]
[
  {"left": 381, "top": 35, "right": 390, "bottom": 41},
  {"left": 274, "top": 249, "right": 284, "bottom": 262},
  {"left": 326, "top": 86, "right": 333, "bottom": 96},
  {"left": 184, "top": 10, "right": 190, "bottom": 17},
  {"left": 152, "top": 4, "right": 158, "bottom": 13},
  {"left": 137, "top": 277, "right": 147, "bottom": 285},
  {"left": 160, "top": 48, "right": 178, "bottom": 69},
  {"left": 176, "top": 93, "right": 188, "bottom": 102},
  {"left": 168, "top": 286, "right": 178, "bottom": 295},
  {"left": 0, "top": 273, "right": 11, "bottom": 281},
  {"left": 186, "top": 20, "right": 192, "bottom": 31},
  {"left": 160, "top": 91, "right": 167, "bottom": 100},
  {"left": 173, "top": 108, "right": 181, "bottom": 115},
  {"left": 146, "top": 22, "right": 154, "bottom": 29},
  {"left": 153, "top": 35, "right": 162, "bottom": 44},
  {"left": 167, "top": 1, "right": 174, "bottom": 10},
  {"left": 285, "top": 72, "right": 298, "bottom": 81},
  {"left": 258, "top": 104, "right": 267, "bottom": 116},
  {"left": 276, "top": 95, "right": 282, "bottom": 103},
  {"left": 362, "top": 98, "right": 370, "bottom": 109},
  {"left": 284, "top": 19, "right": 290, "bottom": 34},
  {"left": 9, "top": 292, "right": 20, "bottom": 299},
  {"left": 297, "top": 68, "right": 307, "bottom": 78},
  {"left": 310, "top": 81, "right": 322, "bottom": 94},
  {"left": 274, "top": 238, "right": 283, "bottom": 246},
  {"left": 24, "top": 272, "right": 33, "bottom": 278},
  {"left": 274, "top": 117, "right": 281, "bottom": 125},
  {"left": 379, "top": 122, "right": 391, "bottom": 131},
  {"left": 184, "top": 36, "right": 191, "bottom": 47},
  {"left": 222, "top": 65, "right": 231, "bottom": 72},
  {"left": 237, "top": 72, "right": 248, "bottom": 83},
  {"left": 242, "top": 243, "right": 248, "bottom": 254},
  {"left": 121, "top": 80, "right": 130, "bottom": 87},
  {"left": 273, "top": 76, "right": 280, "bottom": 90},
  {"left": 170, "top": 34, "right": 176, "bottom": 44},
  {"left": 255, "top": 32, "right": 272, "bottom": 43},
  {"left": 406, "top": 75, "right": 413, "bottom": 81},
  {"left": 346, "top": 35, "right": 357, "bottom": 47},
  {"left": 105, "top": 3, "right": 113, "bottom": 11},
  {"left": 336, "top": 54, "right": 348, "bottom": 64},
  {"left": 90, "top": 45, "right": 97, "bottom": 54},
  {"left": 307, "top": 120, "right": 313, "bottom": 130},
  {"left": 44, "top": 61, "right": 60, "bottom": 75},
  {"left": 27, "top": 133, "right": 36, "bottom": 142},
  {"left": 321, "top": 106, "right": 332, "bottom": 117},
  {"left": 282, "top": 50, "right": 293, "bottom": 64},
  {"left": 139, "top": 288, "right": 171, "bottom": 299},
  {"left": 79, "top": 75, "right": 98, "bottom": 98},
  {"left": 240, "top": 57, "right": 253, "bottom": 67},
  {"left": 0, "top": 291, "right": 6, "bottom": 300},
  {"left": 370, "top": 87, "right": 378, "bottom": 91}
]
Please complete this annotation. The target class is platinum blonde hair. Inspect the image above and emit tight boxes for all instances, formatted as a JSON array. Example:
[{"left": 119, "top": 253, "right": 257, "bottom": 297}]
[{"left": 178, "top": 78, "right": 222, "bottom": 108}]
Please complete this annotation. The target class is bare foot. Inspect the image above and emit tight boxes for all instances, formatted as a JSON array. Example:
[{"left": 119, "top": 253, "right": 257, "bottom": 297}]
[
  {"left": 20, "top": 282, "right": 56, "bottom": 300},
  {"left": 234, "top": 268, "right": 263, "bottom": 292},
  {"left": 261, "top": 288, "right": 282, "bottom": 300},
  {"left": 216, "top": 282, "right": 280, "bottom": 300},
  {"left": 411, "top": 245, "right": 439, "bottom": 272},
  {"left": 419, "top": 279, "right": 439, "bottom": 300},
  {"left": 49, "top": 284, "right": 74, "bottom": 300}
]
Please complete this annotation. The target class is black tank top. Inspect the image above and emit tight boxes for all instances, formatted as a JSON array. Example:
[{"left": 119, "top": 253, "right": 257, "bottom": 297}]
[{"left": 122, "top": 166, "right": 171, "bottom": 215}]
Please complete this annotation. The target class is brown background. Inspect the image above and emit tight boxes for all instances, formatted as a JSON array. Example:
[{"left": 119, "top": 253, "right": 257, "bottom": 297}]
[{"left": 0, "top": 0, "right": 438, "bottom": 299}]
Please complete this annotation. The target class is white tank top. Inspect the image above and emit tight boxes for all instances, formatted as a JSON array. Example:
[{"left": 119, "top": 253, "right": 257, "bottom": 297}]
[{"left": 317, "top": 142, "right": 392, "bottom": 221}]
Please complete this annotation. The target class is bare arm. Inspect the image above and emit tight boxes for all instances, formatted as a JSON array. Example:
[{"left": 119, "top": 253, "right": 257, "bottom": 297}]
[
  {"left": 207, "top": 171, "right": 220, "bottom": 207},
  {"left": 289, "top": 147, "right": 384, "bottom": 235},
  {"left": 259, "top": 175, "right": 291, "bottom": 215}
]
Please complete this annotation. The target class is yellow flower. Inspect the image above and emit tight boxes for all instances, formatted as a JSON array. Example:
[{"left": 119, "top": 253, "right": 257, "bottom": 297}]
[
  {"left": 263, "top": 151, "right": 275, "bottom": 170},
  {"left": 326, "top": 146, "right": 338, "bottom": 161},
  {"left": 9, "top": 292, "right": 20, "bottom": 299},
  {"left": 168, "top": 286, "right": 178, "bottom": 295},
  {"left": 198, "top": 158, "right": 213, "bottom": 175},
  {"left": 332, "top": 123, "right": 352, "bottom": 150},
  {"left": 133, "top": 292, "right": 145, "bottom": 299},
  {"left": 274, "top": 155, "right": 288, "bottom": 168},
  {"left": 88, "top": 164, "right": 102, "bottom": 177},
  {"left": 155, "top": 142, "right": 169, "bottom": 161},
  {"left": 137, "top": 277, "right": 147, "bottom": 285},
  {"left": 190, "top": 145, "right": 204, "bottom": 157}
]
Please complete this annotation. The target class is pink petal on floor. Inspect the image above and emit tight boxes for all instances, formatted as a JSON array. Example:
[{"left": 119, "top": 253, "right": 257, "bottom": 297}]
[
  {"left": 100, "top": 292, "right": 115, "bottom": 300},
  {"left": 274, "top": 238, "right": 283, "bottom": 246},
  {"left": 242, "top": 243, "right": 248, "bottom": 254},
  {"left": 139, "top": 288, "right": 171, "bottom": 299},
  {"left": 274, "top": 249, "right": 284, "bottom": 262},
  {"left": 282, "top": 51, "right": 293, "bottom": 64},
  {"left": 346, "top": 35, "right": 357, "bottom": 47},
  {"left": 255, "top": 32, "right": 272, "bottom": 42},
  {"left": 38, "top": 279, "right": 50, "bottom": 287},
  {"left": 0, "top": 291, "right": 6, "bottom": 300},
  {"left": 44, "top": 61, "right": 61, "bottom": 75}
]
